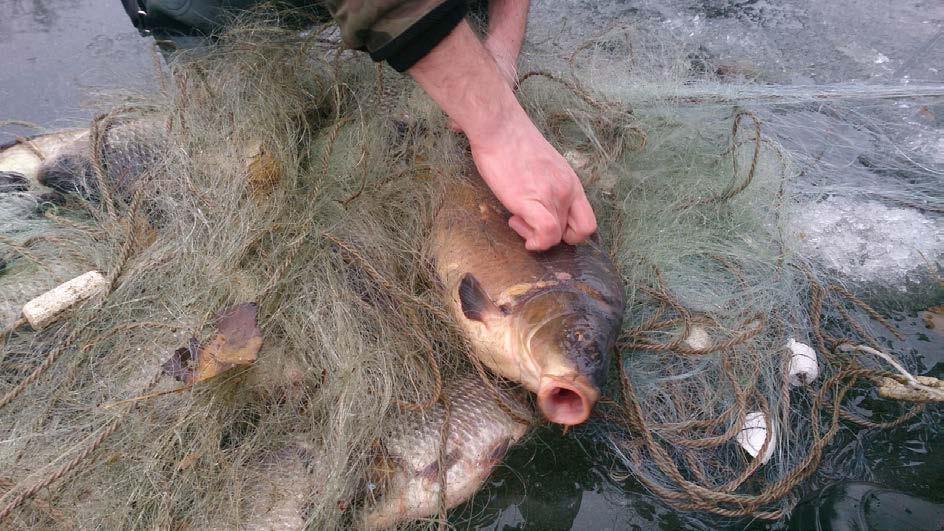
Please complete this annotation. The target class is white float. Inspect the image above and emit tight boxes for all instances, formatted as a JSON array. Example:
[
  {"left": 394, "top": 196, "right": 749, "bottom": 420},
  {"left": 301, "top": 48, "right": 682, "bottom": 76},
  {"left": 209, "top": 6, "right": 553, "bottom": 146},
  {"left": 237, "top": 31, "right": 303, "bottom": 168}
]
[
  {"left": 786, "top": 338, "right": 819, "bottom": 386},
  {"left": 21, "top": 270, "right": 108, "bottom": 330},
  {"left": 735, "top": 411, "right": 776, "bottom": 464},
  {"left": 683, "top": 325, "right": 711, "bottom": 350}
]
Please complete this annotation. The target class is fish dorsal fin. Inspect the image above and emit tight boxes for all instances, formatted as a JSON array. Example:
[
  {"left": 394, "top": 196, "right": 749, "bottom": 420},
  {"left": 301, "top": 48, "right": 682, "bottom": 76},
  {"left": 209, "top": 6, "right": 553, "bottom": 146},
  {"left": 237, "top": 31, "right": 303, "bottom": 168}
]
[{"left": 459, "top": 273, "right": 502, "bottom": 328}]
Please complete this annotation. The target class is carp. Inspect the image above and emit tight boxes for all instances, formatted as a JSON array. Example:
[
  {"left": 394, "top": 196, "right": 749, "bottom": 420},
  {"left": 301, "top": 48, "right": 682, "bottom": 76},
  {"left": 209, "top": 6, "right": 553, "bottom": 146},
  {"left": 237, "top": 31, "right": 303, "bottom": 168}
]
[
  {"left": 0, "top": 129, "right": 89, "bottom": 187},
  {"left": 431, "top": 173, "right": 625, "bottom": 426},
  {"left": 233, "top": 375, "right": 530, "bottom": 530},
  {"left": 0, "top": 122, "right": 165, "bottom": 203},
  {"left": 361, "top": 375, "right": 531, "bottom": 528}
]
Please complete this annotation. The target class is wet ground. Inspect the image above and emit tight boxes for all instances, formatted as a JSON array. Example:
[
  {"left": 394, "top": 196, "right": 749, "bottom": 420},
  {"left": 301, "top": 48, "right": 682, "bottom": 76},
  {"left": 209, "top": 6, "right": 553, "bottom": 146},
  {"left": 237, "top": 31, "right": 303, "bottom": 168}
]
[
  {"left": 0, "top": 0, "right": 155, "bottom": 143},
  {"left": 1, "top": 0, "right": 942, "bottom": 529}
]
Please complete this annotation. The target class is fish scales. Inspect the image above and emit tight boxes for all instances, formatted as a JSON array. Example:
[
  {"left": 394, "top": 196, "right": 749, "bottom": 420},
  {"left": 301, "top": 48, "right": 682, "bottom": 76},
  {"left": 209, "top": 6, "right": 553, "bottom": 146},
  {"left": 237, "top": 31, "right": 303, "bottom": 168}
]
[
  {"left": 1, "top": 131, "right": 538, "bottom": 529},
  {"left": 363, "top": 375, "right": 531, "bottom": 528},
  {"left": 364, "top": 376, "right": 531, "bottom": 528},
  {"left": 232, "top": 377, "right": 530, "bottom": 529}
]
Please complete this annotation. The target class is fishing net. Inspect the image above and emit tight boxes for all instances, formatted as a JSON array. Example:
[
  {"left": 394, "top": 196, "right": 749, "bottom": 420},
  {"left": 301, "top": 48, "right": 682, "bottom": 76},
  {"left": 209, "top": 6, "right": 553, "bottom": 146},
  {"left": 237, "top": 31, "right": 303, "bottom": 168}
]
[
  {"left": 0, "top": 17, "right": 475, "bottom": 529},
  {"left": 533, "top": 28, "right": 944, "bottom": 520},
  {"left": 0, "top": 9, "right": 941, "bottom": 529}
]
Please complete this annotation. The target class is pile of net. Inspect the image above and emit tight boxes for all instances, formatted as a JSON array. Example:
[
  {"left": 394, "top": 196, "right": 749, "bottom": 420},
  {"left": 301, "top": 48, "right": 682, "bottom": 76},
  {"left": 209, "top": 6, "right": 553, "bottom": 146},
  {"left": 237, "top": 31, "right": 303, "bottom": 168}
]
[
  {"left": 0, "top": 13, "right": 941, "bottom": 529},
  {"left": 550, "top": 29, "right": 943, "bottom": 520}
]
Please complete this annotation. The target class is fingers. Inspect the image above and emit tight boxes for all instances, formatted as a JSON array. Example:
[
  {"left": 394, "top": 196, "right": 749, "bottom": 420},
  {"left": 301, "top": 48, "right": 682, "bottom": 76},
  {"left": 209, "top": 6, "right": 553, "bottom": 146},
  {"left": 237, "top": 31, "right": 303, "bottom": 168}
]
[
  {"left": 562, "top": 193, "right": 597, "bottom": 245},
  {"left": 510, "top": 194, "right": 596, "bottom": 251},
  {"left": 508, "top": 201, "right": 563, "bottom": 251},
  {"left": 508, "top": 214, "right": 533, "bottom": 242}
]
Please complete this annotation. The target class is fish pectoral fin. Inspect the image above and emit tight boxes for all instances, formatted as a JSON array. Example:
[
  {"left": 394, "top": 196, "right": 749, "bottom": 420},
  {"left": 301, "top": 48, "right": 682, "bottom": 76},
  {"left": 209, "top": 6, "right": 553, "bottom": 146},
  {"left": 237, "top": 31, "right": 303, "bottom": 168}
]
[
  {"left": 459, "top": 273, "right": 503, "bottom": 329},
  {"left": 417, "top": 447, "right": 463, "bottom": 483},
  {"left": 485, "top": 437, "right": 513, "bottom": 465}
]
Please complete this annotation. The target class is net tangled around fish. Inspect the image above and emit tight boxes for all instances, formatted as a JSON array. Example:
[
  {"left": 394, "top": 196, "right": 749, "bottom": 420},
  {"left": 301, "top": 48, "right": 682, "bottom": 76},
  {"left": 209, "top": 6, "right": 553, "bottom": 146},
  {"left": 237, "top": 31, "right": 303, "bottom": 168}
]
[{"left": 0, "top": 9, "right": 941, "bottom": 529}]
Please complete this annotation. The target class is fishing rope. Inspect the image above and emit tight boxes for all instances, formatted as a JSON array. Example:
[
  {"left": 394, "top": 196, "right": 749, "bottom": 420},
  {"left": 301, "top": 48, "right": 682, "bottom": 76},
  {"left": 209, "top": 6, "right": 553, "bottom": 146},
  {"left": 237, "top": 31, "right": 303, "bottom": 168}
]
[
  {"left": 611, "top": 213, "right": 928, "bottom": 520},
  {"left": 595, "top": 100, "right": 933, "bottom": 518},
  {"left": 0, "top": 183, "right": 145, "bottom": 412},
  {"left": 1, "top": 28, "right": 937, "bottom": 527}
]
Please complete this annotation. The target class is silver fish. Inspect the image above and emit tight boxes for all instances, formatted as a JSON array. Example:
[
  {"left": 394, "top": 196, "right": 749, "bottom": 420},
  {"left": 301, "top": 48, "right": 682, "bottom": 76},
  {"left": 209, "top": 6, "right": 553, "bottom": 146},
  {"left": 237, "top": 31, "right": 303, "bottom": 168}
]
[{"left": 361, "top": 374, "right": 531, "bottom": 528}]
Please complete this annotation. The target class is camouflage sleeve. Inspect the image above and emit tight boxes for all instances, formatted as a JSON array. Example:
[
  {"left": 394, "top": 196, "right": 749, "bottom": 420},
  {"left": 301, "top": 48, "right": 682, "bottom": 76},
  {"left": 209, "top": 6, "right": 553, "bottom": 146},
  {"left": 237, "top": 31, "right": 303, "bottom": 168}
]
[{"left": 324, "top": 0, "right": 468, "bottom": 72}]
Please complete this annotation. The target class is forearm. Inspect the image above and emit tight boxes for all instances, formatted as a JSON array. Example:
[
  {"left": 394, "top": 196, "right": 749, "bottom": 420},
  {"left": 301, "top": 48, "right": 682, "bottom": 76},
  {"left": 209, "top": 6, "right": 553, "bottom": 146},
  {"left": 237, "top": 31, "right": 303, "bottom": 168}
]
[
  {"left": 485, "top": 0, "right": 530, "bottom": 70},
  {"left": 331, "top": 0, "right": 594, "bottom": 249},
  {"left": 407, "top": 19, "right": 531, "bottom": 145}
]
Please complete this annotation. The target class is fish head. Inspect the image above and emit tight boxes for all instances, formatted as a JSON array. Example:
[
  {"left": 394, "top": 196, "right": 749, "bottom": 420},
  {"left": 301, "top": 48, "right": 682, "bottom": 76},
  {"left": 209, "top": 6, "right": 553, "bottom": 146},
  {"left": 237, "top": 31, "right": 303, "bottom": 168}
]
[
  {"left": 514, "top": 289, "right": 620, "bottom": 425},
  {"left": 457, "top": 267, "right": 623, "bottom": 426}
]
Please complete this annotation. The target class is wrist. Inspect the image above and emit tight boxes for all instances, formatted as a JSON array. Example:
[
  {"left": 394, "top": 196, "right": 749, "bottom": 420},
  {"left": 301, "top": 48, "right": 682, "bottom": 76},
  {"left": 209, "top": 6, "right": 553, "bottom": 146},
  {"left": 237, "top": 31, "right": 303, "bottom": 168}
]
[
  {"left": 484, "top": 34, "right": 521, "bottom": 64},
  {"left": 483, "top": 38, "right": 520, "bottom": 85},
  {"left": 462, "top": 84, "right": 531, "bottom": 146}
]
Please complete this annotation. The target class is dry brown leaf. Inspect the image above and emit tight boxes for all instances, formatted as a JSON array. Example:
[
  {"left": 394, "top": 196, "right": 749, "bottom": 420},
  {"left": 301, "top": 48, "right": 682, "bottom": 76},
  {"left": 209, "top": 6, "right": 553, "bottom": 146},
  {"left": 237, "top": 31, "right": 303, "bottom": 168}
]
[
  {"left": 193, "top": 335, "right": 236, "bottom": 383},
  {"left": 246, "top": 143, "right": 282, "bottom": 198},
  {"left": 193, "top": 303, "right": 262, "bottom": 382},
  {"left": 162, "top": 303, "right": 262, "bottom": 384},
  {"left": 214, "top": 303, "right": 263, "bottom": 363}
]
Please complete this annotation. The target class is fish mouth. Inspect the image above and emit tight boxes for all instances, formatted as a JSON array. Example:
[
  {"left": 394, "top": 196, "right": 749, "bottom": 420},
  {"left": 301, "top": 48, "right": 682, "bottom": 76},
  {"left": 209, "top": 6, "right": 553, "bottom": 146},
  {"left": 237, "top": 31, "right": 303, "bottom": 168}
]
[{"left": 536, "top": 376, "right": 599, "bottom": 426}]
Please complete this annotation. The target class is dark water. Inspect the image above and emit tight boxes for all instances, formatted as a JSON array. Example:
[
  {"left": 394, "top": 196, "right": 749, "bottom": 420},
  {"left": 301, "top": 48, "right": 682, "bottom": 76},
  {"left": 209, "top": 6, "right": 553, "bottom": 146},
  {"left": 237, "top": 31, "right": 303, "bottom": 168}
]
[
  {"left": 455, "top": 313, "right": 944, "bottom": 530},
  {"left": 0, "top": 0, "right": 941, "bottom": 529}
]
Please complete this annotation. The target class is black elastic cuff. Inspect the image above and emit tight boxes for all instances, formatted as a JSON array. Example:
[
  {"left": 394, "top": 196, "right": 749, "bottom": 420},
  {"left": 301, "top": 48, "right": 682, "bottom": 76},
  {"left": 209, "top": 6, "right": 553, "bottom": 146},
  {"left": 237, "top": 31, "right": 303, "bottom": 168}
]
[{"left": 371, "top": 0, "right": 467, "bottom": 72}]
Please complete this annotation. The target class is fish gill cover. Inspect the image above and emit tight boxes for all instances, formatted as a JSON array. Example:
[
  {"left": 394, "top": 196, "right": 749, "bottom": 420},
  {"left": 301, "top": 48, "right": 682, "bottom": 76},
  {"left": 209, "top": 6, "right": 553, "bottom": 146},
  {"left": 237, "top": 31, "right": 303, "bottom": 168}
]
[{"left": 0, "top": 7, "right": 942, "bottom": 530}]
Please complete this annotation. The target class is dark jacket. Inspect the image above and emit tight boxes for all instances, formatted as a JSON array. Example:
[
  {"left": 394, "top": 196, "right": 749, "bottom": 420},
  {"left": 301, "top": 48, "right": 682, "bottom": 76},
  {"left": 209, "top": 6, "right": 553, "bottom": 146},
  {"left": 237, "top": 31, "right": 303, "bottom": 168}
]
[
  {"left": 121, "top": 0, "right": 469, "bottom": 72},
  {"left": 323, "top": 0, "right": 467, "bottom": 71}
]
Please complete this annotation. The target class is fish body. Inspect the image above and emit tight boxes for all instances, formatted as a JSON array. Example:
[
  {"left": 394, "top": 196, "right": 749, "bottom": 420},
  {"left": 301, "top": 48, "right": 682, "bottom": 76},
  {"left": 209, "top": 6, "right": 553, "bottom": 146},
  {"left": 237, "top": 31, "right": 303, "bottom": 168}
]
[
  {"left": 431, "top": 174, "right": 625, "bottom": 425},
  {"left": 362, "top": 375, "right": 531, "bottom": 529},
  {"left": 234, "top": 376, "right": 530, "bottom": 530},
  {"left": 0, "top": 124, "right": 163, "bottom": 203},
  {"left": 0, "top": 129, "right": 89, "bottom": 187},
  {"left": 0, "top": 130, "right": 96, "bottom": 327},
  {"left": 0, "top": 131, "right": 533, "bottom": 530}
]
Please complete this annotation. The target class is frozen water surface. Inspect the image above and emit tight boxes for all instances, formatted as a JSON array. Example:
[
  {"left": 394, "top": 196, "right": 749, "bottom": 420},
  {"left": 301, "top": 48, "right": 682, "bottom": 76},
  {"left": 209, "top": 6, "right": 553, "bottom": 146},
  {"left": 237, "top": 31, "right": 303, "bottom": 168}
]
[{"left": 793, "top": 197, "right": 942, "bottom": 288}]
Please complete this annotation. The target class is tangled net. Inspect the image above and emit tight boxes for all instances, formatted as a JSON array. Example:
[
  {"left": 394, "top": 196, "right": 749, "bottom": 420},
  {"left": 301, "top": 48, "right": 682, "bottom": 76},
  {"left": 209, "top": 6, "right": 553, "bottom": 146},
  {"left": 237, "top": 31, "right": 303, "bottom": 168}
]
[
  {"left": 530, "top": 37, "right": 942, "bottom": 519},
  {"left": 0, "top": 12, "right": 941, "bottom": 529}
]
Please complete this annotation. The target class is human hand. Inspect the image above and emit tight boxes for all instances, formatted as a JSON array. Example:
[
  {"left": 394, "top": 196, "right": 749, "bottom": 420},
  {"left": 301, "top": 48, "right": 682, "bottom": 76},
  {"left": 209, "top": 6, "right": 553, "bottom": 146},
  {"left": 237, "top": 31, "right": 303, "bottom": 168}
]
[
  {"left": 407, "top": 20, "right": 597, "bottom": 250},
  {"left": 470, "top": 113, "right": 597, "bottom": 251}
]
